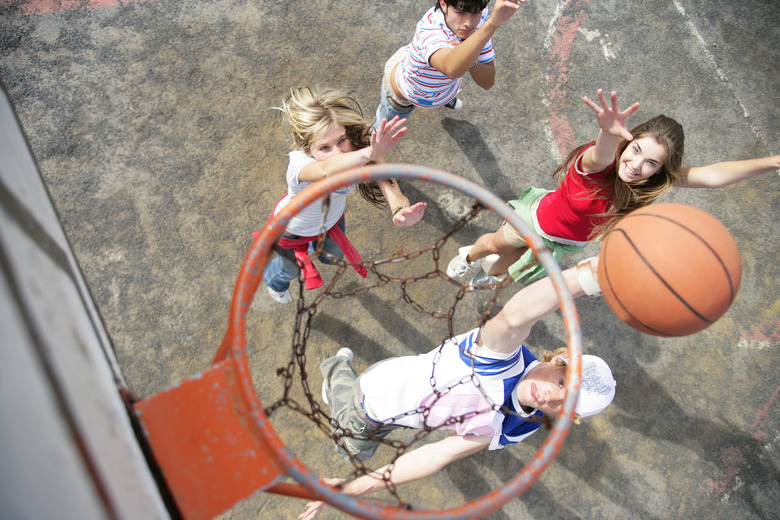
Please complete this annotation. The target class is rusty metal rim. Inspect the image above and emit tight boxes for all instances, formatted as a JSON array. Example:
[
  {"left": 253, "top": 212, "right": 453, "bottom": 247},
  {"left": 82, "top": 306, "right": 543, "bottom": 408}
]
[{"left": 218, "top": 163, "right": 583, "bottom": 520}]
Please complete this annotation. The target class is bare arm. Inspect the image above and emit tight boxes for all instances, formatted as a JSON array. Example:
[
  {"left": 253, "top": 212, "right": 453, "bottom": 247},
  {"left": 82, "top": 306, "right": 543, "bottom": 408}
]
[
  {"left": 429, "top": 0, "right": 522, "bottom": 79},
  {"left": 298, "top": 117, "right": 408, "bottom": 182},
  {"left": 479, "top": 258, "right": 598, "bottom": 354},
  {"left": 580, "top": 89, "right": 639, "bottom": 172},
  {"left": 342, "top": 434, "right": 489, "bottom": 495},
  {"left": 468, "top": 60, "right": 496, "bottom": 90},
  {"left": 676, "top": 155, "right": 780, "bottom": 188},
  {"left": 298, "top": 148, "right": 373, "bottom": 183},
  {"left": 299, "top": 434, "right": 490, "bottom": 519},
  {"left": 376, "top": 178, "right": 427, "bottom": 227}
]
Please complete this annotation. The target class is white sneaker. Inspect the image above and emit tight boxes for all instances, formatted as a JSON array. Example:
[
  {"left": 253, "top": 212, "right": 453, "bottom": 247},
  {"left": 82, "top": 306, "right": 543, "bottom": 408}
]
[
  {"left": 447, "top": 245, "right": 482, "bottom": 278},
  {"left": 443, "top": 97, "right": 463, "bottom": 110},
  {"left": 267, "top": 285, "right": 291, "bottom": 304},
  {"left": 469, "top": 269, "right": 506, "bottom": 290},
  {"left": 479, "top": 253, "right": 500, "bottom": 275},
  {"left": 322, "top": 348, "right": 354, "bottom": 405},
  {"left": 335, "top": 347, "right": 354, "bottom": 362}
]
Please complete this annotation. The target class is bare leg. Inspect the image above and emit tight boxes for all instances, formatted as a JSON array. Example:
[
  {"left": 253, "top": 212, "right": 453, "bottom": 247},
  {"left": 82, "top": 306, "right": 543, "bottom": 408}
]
[
  {"left": 467, "top": 225, "right": 528, "bottom": 275},
  {"left": 488, "top": 246, "right": 528, "bottom": 275}
]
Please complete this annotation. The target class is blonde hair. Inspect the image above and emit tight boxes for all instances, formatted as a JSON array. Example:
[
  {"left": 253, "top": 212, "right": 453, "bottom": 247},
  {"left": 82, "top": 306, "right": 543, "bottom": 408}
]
[
  {"left": 275, "top": 86, "right": 388, "bottom": 208},
  {"left": 542, "top": 346, "right": 568, "bottom": 365},
  {"left": 553, "top": 115, "right": 685, "bottom": 239}
]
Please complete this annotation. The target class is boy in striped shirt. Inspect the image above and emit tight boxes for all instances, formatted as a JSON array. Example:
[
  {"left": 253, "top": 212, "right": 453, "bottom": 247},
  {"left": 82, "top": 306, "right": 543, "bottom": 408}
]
[{"left": 374, "top": 0, "right": 525, "bottom": 129}]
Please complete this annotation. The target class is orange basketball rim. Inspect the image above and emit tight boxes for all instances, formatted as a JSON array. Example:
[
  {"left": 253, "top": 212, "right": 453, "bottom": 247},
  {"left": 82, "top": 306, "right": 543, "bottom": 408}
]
[{"left": 133, "top": 164, "right": 586, "bottom": 520}]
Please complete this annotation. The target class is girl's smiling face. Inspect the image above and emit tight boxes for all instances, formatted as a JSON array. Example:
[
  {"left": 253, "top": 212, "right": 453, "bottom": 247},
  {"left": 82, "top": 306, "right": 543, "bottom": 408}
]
[
  {"left": 617, "top": 137, "right": 667, "bottom": 183},
  {"left": 308, "top": 123, "right": 354, "bottom": 161}
]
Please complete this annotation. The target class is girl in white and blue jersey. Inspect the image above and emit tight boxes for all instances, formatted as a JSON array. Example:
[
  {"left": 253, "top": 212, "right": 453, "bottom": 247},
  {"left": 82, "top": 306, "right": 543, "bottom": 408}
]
[
  {"left": 302, "top": 258, "right": 616, "bottom": 519},
  {"left": 358, "top": 327, "right": 544, "bottom": 451}
]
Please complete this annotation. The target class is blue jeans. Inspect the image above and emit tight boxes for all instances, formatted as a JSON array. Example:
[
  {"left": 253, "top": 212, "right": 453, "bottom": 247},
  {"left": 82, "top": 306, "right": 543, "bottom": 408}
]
[
  {"left": 263, "top": 217, "right": 347, "bottom": 292},
  {"left": 373, "top": 84, "right": 415, "bottom": 131}
]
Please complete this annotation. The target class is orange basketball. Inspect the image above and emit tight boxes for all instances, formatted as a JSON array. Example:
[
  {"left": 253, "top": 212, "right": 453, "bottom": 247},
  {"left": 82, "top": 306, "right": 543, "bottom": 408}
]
[{"left": 598, "top": 203, "right": 742, "bottom": 337}]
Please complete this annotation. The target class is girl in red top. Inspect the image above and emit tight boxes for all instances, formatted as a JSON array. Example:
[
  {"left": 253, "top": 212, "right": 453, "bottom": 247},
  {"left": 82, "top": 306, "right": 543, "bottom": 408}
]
[{"left": 447, "top": 89, "right": 780, "bottom": 286}]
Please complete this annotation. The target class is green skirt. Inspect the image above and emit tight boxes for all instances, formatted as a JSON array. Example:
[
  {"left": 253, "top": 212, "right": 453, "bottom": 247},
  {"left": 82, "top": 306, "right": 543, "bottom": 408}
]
[{"left": 506, "top": 187, "right": 586, "bottom": 283}]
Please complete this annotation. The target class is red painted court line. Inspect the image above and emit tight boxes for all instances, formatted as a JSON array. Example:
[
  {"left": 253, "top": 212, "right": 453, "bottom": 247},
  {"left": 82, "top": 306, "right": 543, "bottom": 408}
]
[
  {"left": 705, "top": 382, "right": 780, "bottom": 499},
  {"left": 546, "top": 0, "right": 591, "bottom": 157},
  {"left": 1, "top": 0, "right": 158, "bottom": 16}
]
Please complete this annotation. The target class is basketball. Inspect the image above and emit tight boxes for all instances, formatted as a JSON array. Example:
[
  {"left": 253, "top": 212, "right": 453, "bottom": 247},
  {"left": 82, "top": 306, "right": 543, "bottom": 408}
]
[{"left": 598, "top": 203, "right": 742, "bottom": 337}]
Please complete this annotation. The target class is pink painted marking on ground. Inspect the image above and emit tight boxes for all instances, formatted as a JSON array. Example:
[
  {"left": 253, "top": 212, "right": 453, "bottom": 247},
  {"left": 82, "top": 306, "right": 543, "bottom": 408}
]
[
  {"left": 751, "top": 383, "right": 780, "bottom": 441},
  {"left": 1, "top": 0, "right": 158, "bottom": 16},
  {"left": 546, "top": 0, "right": 590, "bottom": 156},
  {"left": 705, "top": 382, "right": 780, "bottom": 498},
  {"left": 741, "top": 321, "right": 780, "bottom": 343}
]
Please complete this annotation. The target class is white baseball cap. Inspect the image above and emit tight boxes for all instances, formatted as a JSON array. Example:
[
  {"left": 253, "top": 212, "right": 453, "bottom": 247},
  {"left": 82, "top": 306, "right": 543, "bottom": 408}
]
[{"left": 561, "top": 354, "right": 617, "bottom": 417}]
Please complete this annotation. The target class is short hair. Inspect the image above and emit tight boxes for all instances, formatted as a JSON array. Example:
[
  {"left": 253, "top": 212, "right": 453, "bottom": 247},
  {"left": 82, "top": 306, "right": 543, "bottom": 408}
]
[{"left": 435, "top": 0, "right": 490, "bottom": 14}]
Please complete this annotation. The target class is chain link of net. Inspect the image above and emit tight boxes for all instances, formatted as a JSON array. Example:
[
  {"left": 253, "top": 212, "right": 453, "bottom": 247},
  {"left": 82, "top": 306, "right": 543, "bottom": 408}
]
[{"left": 261, "top": 197, "right": 551, "bottom": 509}]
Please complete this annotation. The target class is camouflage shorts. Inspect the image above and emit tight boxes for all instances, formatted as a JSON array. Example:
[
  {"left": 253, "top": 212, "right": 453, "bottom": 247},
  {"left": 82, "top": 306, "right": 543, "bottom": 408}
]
[{"left": 320, "top": 354, "right": 399, "bottom": 462}]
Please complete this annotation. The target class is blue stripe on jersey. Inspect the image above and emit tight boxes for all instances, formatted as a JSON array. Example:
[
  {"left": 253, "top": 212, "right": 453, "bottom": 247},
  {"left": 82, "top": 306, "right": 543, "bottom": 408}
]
[
  {"left": 457, "top": 332, "right": 530, "bottom": 377},
  {"left": 498, "top": 396, "right": 543, "bottom": 447}
]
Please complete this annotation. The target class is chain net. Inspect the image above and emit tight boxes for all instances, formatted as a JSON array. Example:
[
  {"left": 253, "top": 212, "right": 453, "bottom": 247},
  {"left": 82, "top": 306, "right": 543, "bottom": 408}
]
[{"left": 259, "top": 195, "right": 554, "bottom": 510}]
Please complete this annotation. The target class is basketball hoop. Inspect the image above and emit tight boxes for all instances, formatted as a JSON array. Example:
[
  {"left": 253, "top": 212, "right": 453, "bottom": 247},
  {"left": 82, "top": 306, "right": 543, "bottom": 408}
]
[{"left": 215, "top": 163, "right": 584, "bottom": 519}]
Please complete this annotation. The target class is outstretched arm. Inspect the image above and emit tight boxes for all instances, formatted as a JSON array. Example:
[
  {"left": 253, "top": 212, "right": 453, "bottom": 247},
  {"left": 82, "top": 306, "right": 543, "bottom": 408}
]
[
  {"left": 479, "top": 258, "right": 598, "bottom": 354},
  {"left": 298, "top": 434, "right": 490, "bottom": 520},
  {"left": 376, "top": 178, "right": 428, "bottom": 227},
  {"left": 429, "top": 0, "right": 523, "bottom": 80},
  {"left": 676, "top": 155, "right": 780, "bottom": 188},
  {"left": 581, "top": 89, "right": 639, "bottom": 172},
  {"left": 298, "top": 117, "right": 408, "bottom": 182}
]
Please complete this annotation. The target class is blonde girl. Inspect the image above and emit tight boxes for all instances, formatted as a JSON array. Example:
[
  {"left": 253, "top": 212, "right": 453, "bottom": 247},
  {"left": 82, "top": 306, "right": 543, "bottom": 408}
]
[{"left": 262, "top": 87, "right": 426, "bottom": 303}]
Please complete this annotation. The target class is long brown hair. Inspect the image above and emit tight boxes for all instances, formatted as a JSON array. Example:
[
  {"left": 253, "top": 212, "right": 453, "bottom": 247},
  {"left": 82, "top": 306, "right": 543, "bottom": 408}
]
[{"left": 553, "top": 115, "right": 685, "bottom": 239}]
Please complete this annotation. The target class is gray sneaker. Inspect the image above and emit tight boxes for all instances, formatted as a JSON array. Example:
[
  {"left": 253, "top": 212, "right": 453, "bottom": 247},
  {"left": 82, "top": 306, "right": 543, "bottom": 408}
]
[
  {"left": 335, "top": 347, "right": 354, "bottom": 362},
  {"left": 469, "top": 269, "right": 506, "bottom": 290}
]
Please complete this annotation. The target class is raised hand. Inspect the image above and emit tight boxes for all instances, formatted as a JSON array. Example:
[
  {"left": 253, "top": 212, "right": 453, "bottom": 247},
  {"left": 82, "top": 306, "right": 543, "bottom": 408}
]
[
  {"left": 392, "top": 201, "right": 427, "bottom": 227},
  {"left": 298, "top": 499, "right": 326, "bottom": 520},
  {"left": 583, "top": 89, "right": 639, "bottom": 141},
  {"left": 489, "top": 0, "right": 525, "bottom": 27},
  {"left": 370, "top": 116, "right": 408, "bottom": 161},
  {"left": 297, "top": 478, "right": 346, "bottom": 520}
]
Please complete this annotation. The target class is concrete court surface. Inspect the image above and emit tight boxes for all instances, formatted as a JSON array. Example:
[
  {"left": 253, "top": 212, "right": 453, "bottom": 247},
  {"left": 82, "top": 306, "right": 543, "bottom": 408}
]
[{"left": 1, "top": 0, "right": 778, "bottom": 518}]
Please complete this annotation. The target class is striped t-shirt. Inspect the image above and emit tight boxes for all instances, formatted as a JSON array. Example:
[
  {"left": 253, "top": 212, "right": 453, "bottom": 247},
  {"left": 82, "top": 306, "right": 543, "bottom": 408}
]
[{"left": 395, "top": 6, "right": 496, "bottom": 108}]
